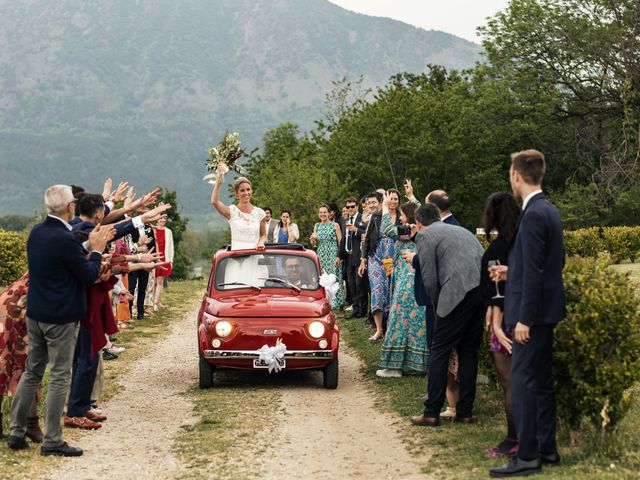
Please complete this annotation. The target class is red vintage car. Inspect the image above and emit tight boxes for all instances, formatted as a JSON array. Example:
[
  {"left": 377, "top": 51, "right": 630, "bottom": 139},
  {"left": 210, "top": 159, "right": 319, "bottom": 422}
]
[{"left": 197, "top": 244, "right": 339, "bottom": 389}]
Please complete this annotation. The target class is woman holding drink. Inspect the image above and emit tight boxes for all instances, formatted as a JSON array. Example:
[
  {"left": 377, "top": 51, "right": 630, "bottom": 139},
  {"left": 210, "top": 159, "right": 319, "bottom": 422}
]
[{"left": 376, "top": 192, "right": 428, "bottom": 377}]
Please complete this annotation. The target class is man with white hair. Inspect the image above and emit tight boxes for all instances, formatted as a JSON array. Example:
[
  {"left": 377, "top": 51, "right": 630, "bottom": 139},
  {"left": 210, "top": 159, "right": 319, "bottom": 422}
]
[{"left": 7, "top": 185, "right": 115, "bottom": 457}]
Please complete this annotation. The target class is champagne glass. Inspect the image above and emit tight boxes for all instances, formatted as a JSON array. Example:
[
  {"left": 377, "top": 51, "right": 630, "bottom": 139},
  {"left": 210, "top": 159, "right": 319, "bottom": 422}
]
[{"left": 488, "top": 260, "right": 504, "bottom": 299}]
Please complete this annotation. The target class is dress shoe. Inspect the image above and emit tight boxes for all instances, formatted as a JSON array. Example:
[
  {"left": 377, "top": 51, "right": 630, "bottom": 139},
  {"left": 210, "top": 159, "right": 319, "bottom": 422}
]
[
  {"left": 410, "top": 415, "right": 440, "bottom": 427},
  {"left": 489, "top": 457, "right": 542, "bottom": 477},
  {"left": 453, "top": 416, "right": 474, "bottom": 424},
  {"left": 41, "top": 442, "right": 83, "bottom": 457},
  {"left": 541, "top": 451, "right": 560, "bottom": 465},
  {"left": 26, "top": 416, "right": 43, "bottom": 443},
  {"left": 85, "top": 409, "right": 107, "bottom": 422},
  {"left": 63, "top": 416, "right": 102, "bottom": 430},
  {"left": 7, "top": 435, "right": 28, "bottom": 450}
]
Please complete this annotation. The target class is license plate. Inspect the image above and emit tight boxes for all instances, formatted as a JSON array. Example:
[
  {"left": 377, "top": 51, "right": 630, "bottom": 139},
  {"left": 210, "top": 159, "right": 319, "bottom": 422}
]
[{"left": 253, "top": 358, "right": 286, "bottom": 369}]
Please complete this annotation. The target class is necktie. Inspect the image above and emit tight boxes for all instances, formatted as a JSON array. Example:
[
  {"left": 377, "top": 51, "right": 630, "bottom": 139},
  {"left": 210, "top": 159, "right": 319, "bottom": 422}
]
[{"left": 346, "top": 216, "right": 353, "bottom": 253}]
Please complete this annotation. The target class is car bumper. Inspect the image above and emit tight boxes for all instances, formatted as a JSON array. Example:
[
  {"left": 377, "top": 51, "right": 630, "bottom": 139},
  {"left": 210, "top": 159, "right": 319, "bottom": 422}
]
[{"left": 203, "top": 349, "right": 334, "bottom": 360}]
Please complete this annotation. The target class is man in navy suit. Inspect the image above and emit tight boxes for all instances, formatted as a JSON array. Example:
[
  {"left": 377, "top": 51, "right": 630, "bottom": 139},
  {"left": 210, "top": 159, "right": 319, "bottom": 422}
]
[
  {"left": 7, "top": 185, "right": 114, "bottom": 457},
  {"left": 426, "top": 190, "right": 461, "bottom": 227},
  {"left": 340, "top": 197, "right": 368, "bottom": 318},
  {"left": 489, "top": 150, "right": 565, "bottom": 478}
]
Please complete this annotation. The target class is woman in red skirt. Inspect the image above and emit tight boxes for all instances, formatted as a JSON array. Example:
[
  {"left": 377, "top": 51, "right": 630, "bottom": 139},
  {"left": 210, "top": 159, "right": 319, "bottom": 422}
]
[{"left": 152, "top": 215, "right": 174, "bottom": 311}]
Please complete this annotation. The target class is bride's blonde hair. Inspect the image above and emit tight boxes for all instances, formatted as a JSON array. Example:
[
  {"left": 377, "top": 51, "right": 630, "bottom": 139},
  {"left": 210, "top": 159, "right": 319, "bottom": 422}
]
[{"left": 234, "top": 177, "right": 252, "bottom": 192}]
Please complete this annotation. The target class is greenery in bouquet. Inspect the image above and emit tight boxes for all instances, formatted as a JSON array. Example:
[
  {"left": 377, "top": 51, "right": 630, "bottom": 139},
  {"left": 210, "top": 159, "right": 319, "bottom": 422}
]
[{"left": 205, "top": 132, "right": 246, "bottom": 174}]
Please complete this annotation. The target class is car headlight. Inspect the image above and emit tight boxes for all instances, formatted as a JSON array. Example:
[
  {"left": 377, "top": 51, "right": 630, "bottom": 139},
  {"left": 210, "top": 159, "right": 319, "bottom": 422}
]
[
  {"left": 308, "top": 321, "right": 325, "bottom": 339},
  {"left": 215, "top": 321, "right": 232, "bottom": 337}
]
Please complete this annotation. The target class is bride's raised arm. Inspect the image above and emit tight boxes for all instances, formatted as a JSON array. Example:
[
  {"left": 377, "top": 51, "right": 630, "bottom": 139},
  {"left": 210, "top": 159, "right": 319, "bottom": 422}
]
[{"left": 210, "top": 167, "right": 231, "bottom": 220}]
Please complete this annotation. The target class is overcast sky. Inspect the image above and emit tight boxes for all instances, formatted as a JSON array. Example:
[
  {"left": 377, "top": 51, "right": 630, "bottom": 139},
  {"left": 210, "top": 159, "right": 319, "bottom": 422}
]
[{"left": 327, "top": 0, "right": 511, "bottom": 43}]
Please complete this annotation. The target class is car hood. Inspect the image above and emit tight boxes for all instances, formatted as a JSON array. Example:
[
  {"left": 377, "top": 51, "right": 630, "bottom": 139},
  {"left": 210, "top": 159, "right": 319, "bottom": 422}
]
[{"left": 206, "top": 293, "right": 330, "bottom": 318}]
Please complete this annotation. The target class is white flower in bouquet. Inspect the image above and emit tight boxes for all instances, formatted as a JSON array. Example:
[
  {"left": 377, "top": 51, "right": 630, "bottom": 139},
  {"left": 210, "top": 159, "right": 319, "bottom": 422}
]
[{"left": 203, "top": 132, "right": 246, "bottom": 183}]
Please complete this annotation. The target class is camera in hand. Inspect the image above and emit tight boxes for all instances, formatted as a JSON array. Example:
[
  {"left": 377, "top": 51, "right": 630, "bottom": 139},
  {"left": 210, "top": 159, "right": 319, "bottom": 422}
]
[{"left": 397, "top": 225, "right": 411, "bottom": 236}]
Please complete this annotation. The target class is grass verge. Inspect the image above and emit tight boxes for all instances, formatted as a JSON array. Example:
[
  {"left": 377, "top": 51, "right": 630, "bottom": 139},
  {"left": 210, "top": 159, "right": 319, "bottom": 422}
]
[
  {"left": 0, "top": 278, "right": 204, "bottom": 479},
  {"left": 338, "top": 315, "right": 640, "bottom": 479}
]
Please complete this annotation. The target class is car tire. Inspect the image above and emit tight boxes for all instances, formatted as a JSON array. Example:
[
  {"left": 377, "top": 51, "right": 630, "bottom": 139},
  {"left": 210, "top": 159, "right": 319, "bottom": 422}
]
[
  {"left": 322, "top": 358, "right": 339, "bottom": 389},
  {"left": 199, "top": 357, "right": 216, "bottom": 388}
]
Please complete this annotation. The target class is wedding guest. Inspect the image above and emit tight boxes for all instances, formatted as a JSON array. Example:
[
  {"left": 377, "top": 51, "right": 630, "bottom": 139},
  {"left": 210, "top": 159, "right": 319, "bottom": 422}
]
[
  {"left": 358, "top": 191, "right": 399, "bottom": 341},
  {"left": 273, "top": 210, "right": 299, "bottom": 244},
  {"left": 263, "top": 207, "right": 278, "bottom": 243},
  {"left": 489, "top": 150, "right": 565, "bottom": 478},
  {"left": 8, "top": 185, "right": 114, "bottom": 456},
  {"left": 129, "top": 227, "right": 154, "bottom": 319},
  {"left": 153, "top": 215, "right": 174, "bottom": 312},
  {"left": 408, "top": 203, "right": 484, "bottom": 427},
  {"left": 310, "top": 205, "right": 344, "bottom": 309},
  {"left": 481, "top": 192, "right": 521, "bottom": 459},
  {"left": 376, "top": 196, "right": 428, "bottom": 377},
  {"left": 341, "top": 197, "right": 367, "bottom": 319},
  {"left": 404, "top": 180, "right": 461, "bottom": 226},
  {"left": 0, "top": 275, "right": 43, "bottom": 442}
]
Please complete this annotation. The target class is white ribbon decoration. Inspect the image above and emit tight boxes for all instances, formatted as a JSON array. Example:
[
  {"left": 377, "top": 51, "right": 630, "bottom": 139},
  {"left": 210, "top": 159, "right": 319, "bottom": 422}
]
[
  {"left": 258, "top": 341, "right": 287, "bottom": 373},
  {"left": 319, "top": 272, "right": 339, "bottom": 305}
]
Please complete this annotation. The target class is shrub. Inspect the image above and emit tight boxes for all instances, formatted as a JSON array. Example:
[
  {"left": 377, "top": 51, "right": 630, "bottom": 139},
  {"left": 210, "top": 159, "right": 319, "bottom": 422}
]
[
  {"left": 0, "top": 229, "right": 28, "bottom": 287},
  {"left": 171, "top": 247, "right": 192, "bottom": 280},
  {"left": 555, "top": 255, "right": 640, "bottom": 432},
  {"left": 563, "top": 226, "right": 640, "bottom": 263}
]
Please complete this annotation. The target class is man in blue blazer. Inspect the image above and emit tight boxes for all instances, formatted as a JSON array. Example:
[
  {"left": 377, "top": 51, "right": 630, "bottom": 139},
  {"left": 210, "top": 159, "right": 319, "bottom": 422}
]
[
  {"left": 489, "top": 150, "right": 565, "bottom": 478},
  {"left": 7, "top": 185, "right": 115, "bottom": 457}
]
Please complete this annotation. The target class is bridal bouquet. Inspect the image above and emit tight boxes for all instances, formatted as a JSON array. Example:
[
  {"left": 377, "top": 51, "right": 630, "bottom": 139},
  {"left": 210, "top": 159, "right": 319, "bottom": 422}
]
[{"left": 203, "top": 132, "right": 246, "bottom": 183}]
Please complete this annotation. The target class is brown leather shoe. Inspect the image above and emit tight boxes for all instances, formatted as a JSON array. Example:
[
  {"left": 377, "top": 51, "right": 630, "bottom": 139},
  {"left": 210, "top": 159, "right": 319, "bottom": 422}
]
[
  {"left": 453, "top": 416, "right": 474, "bottom": 424},
  {"left": 410, "top": 415, "right": 440, "bottom": 427},
  {"left": 85, "top": 409, "right": 107, "bottom": 422},
  {"left": 63, "top": 416, "right": 102, "bottom": 430}
]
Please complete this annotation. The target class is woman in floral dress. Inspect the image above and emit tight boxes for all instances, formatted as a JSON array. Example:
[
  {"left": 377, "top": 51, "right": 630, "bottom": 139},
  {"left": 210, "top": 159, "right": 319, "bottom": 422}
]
[
  {"left": 376, "top": 196, "right": 428, "bottom": 377},
  {"left": 311, "top": 204, "right": 344, "bottom": 309}
]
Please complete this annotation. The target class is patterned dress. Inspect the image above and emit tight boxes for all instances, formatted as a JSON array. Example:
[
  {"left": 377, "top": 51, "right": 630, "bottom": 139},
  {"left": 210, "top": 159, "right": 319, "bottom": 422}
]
[
  {"left": 315, "top": 221, "right": 345, "bottom": 309},
  {"left": 0, "top": 273, "right": 29, "bottom": 396},
  {"left": 378, "top": 214, "right": 428, "bottom": 373},
  {"left": 368, "top": 219, "right": 394, "bottom": 315}
]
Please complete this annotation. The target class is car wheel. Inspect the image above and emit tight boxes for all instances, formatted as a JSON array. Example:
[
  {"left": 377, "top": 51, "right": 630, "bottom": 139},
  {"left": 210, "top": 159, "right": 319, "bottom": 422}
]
[
  {"left": 199, "top": 357, "right": 216, "bottom": 388},
  {"left": 322, "top": 358, "right": 339, "bottom": 389}
]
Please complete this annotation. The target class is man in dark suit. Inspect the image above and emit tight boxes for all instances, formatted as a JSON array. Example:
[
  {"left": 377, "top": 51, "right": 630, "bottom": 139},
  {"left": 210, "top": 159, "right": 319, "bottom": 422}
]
[
  {"left": 7, "top": 185, "right": 114, "bottom": 456},
  {"left": 489, "top": 150, "right": 565, "bottom": 478},
  {"left": 340, "top": 197, "right": 367, "bottom": 318},
  {"left": 426, "top": 190, "right": 461, "bottom": 226},
  {"left": 408, "top": 204, "right": 485, "bottom": 426}
]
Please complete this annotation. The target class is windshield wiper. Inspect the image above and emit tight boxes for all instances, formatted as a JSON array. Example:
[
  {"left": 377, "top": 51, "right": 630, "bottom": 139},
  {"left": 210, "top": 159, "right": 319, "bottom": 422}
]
[
  {"left": 260, "top": 277, "right": 301, "bottom": 292},
  {"left": 216, "top": 282, "right": 262, "bottom": 291}
]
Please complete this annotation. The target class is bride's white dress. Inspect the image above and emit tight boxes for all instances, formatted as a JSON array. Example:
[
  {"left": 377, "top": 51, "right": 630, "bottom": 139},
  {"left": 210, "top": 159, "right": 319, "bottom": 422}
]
[{"left": 225, "top": 205, "right": 267, "bottom": 285}]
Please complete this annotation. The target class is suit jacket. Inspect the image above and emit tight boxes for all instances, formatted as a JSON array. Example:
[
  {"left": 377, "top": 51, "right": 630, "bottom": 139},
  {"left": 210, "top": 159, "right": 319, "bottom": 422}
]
[
  {"left": 442, "top": 214, "right": 461, "bottom": 227},
  {"left": 339, "top": 212, "right": 365, "bottom": 266},
  {"left": 412, "top": 253, "right": 431, "bottom": 307},
  {"left": 266, "top": 219, "right": 278, "bottom": 243},
  {"left": 26, "top": 216, "right": 103, "bottom": 324},
  {"left": 416, "top": 221, "right": 484, "bottom": 318},
  {"left": 504, "top": 192, "right": 565, "bottom": 327}
]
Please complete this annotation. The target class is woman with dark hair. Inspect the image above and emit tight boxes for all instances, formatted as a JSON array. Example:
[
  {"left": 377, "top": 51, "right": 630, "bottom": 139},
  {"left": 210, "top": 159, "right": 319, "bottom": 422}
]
[
  {"left": 376, "top": 198, "right": 428, "bottom": 377},
  {"left": 481, "top": 191, "right": 521, "bottom": 458},
  {"left": 273, "top": 210, "right": 299, "bottom": 244}
]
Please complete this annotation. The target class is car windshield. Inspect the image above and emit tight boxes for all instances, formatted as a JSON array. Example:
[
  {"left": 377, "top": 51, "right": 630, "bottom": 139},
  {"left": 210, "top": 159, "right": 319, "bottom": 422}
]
[{"left": 214, "top": 253, "right": 320, "bottom": 291}]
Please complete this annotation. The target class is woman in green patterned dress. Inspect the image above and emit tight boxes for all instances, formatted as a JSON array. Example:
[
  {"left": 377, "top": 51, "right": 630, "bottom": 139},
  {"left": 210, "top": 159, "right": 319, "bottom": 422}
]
[
  {"left": 376, "top": 194, "right": 428, "bottom": 377},
  {"left": 310, "top": 204, "right": 345, "bottom": 309}
]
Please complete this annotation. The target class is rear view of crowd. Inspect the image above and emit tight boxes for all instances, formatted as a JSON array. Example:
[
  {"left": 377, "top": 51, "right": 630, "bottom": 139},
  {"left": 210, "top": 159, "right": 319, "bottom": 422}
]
[{"left": 1, "top": 180, "right": 173, "bottom": 457}]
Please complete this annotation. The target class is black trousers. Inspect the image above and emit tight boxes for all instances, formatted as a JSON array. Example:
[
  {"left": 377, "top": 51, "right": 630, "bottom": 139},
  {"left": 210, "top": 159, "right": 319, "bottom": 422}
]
[
  {"left": 423, "top": 287, "right": 483, "bottom": 418},
  {"left": 511, "top": 324, "right": 557, "bottom": 460},
  {"left": 345, "top": 261, "right": 368, "bottom": 316},
  {"left": 128, "top": 270, "right": 149, "bottom": 318}
]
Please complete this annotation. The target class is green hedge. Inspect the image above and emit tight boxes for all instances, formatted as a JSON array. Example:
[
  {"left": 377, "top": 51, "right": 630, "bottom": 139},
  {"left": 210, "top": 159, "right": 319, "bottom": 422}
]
[
  {"left": 555, "top": 255, "right": 640, "bottom": 432},
  {"left": 0, "top": 229, "right": 28, "bottom": 288}
]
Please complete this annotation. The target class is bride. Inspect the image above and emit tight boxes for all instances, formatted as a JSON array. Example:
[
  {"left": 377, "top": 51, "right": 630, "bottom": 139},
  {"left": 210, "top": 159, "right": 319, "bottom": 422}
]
[{"left": 211, "top": 166, "right": 267, "bottom": 283}]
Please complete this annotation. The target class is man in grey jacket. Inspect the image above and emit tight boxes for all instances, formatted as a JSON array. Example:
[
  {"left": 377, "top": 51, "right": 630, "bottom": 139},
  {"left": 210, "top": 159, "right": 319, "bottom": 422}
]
[{"left": 408, "top": 203, "right": 485, "bottom": 426}]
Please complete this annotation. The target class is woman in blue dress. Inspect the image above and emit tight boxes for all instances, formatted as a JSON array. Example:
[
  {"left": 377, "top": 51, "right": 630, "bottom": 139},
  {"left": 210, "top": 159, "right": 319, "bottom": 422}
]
[{"left": 376, "top": 195, "right": 428, "bottom": 377}]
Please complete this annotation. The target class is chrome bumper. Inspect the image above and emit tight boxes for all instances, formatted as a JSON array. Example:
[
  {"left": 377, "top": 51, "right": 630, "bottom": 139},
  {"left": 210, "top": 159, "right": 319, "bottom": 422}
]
[{"left": 203, "top": 349, "right": 334, "bottom": 360}]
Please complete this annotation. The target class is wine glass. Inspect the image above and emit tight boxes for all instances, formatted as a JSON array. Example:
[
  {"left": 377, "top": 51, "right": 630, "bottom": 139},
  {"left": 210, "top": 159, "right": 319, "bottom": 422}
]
[{"left": 488, "top": 260, "right": 504, "bottom": 299}]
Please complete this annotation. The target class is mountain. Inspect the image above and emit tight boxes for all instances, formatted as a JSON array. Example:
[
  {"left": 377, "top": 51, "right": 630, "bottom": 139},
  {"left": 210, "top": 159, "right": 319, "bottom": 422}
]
[{"left": 0, "top": 0, "right": 481, "bottom": 223}]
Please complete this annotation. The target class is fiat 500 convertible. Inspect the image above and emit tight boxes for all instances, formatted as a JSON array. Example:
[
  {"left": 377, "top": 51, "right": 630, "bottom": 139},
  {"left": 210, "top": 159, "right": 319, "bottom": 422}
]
[{"left": 197, "top": 244, "right": 339, "bottom": 389}]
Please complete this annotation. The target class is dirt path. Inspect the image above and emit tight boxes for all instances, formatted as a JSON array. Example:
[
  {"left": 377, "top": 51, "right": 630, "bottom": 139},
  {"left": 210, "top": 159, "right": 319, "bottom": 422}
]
[
  {"left": 260, "top": 349, "right": 432, "bottom": 480},
  {"left": 43, "top": 311, "right": 198, "bottom": 480}
]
